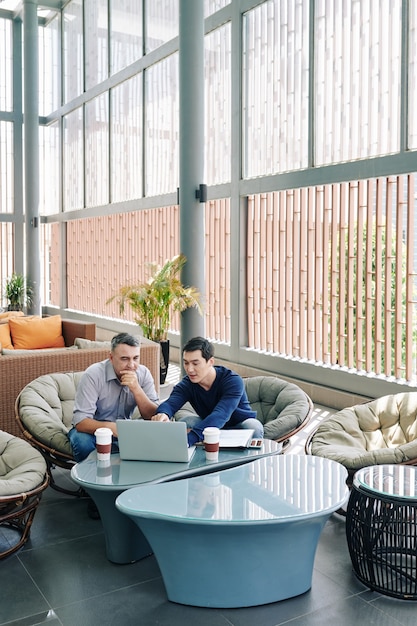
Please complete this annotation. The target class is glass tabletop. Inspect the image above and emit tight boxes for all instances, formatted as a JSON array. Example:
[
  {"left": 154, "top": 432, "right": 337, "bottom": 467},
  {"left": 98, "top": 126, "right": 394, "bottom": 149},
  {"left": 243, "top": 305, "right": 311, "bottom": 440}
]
[
  {"left": 116, "top": 455, "right": 349, "bottom": 522},
  {"left": 71, "top": 439, "right": 282, "bottom": 490},
  {"left": 353, "top": 464, "right": 417, "bottom": 500}
]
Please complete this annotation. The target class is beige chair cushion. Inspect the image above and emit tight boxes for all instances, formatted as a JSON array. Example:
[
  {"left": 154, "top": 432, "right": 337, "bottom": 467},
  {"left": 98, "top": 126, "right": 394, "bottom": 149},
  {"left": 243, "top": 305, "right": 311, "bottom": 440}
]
[
  {"left": 17, "top": 372, "right": 84, "bottom": 457},
  {"left": 0, "top": 430, "right": 47, "bottom": 496},
  {"left": 244, "top": 376, "right": 311, "bottom": 441},
  {"left": 310, "top": 393, "right": 417, "bottom": 470}
]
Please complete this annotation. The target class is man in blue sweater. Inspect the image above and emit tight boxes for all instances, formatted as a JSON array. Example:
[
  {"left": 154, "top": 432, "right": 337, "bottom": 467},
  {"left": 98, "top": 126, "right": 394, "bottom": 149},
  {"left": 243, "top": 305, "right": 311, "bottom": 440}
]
[{"left": 153, "top": 336, "right": 263, "bottom": 446}]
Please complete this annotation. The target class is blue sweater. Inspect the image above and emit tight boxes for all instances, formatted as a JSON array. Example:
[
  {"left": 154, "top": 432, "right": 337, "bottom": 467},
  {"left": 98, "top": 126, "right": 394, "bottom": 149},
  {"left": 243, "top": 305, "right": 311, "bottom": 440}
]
[{"left": 157, "top": 365, "right": 256, "bottom": 445}]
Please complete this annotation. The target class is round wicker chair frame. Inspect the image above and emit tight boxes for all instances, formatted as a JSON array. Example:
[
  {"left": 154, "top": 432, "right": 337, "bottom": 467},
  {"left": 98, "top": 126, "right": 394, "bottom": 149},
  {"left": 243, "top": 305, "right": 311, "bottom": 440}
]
[
  {"left": 14, "top": 407, "right": 83, "bottom": 497},
  {"left": 0, "top": 472, "right": 49, "bottom": 559}
]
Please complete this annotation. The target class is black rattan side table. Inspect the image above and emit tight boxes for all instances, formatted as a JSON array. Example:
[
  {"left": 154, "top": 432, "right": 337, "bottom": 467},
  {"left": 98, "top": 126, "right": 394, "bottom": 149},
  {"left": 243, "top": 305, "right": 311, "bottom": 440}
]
[{"left": 346, "top": 464, "right": 417, "bottom": 600}]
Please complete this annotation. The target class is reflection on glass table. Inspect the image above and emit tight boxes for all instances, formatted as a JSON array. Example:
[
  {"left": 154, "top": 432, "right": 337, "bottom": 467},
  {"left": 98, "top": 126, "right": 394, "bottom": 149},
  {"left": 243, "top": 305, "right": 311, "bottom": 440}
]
[
  {"left": 71, "top": 440, "right": 282, "bottom": 564},
  {"left": 116, "top": 455, "right": 349, "bottom": 607}
]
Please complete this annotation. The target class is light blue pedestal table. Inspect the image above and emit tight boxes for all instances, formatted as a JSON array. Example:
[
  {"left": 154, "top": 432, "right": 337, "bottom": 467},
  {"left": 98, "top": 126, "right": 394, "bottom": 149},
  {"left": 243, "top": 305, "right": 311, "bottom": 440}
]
[
  {"left": 116, "top": 454, "right": 348, "bottom": 607},
  {"left": 70, "top": 440, "right": 281, "bottom": 564}
]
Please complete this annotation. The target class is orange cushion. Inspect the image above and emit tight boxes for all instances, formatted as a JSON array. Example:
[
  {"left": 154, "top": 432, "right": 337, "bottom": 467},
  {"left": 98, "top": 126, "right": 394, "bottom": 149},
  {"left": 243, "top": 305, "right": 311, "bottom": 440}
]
[
  {"left": 0, "top": 311, "right": 24, "bottom": 321},
  {"left": 9, "top": 315, "right": 65, "bottom": 349},
  {"left": 0, "top": 323, "right": 13, "bottom": 349}
]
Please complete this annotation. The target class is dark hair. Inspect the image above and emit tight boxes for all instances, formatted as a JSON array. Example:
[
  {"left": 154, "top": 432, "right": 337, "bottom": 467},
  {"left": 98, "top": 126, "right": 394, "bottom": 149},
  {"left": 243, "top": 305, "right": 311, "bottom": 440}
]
[
  {"left": 111, "top": 333, "right": 141, "bottom": 351},
  {"left": 182, "top": 336, "right": 214, "bottom": 361}
]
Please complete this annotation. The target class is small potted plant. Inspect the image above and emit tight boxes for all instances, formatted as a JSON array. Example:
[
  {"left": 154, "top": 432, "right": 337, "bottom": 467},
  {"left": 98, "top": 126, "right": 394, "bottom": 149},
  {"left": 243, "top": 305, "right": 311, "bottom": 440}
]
[
  {"left": 4, "top": 273, "right": 33, "bottom": 312},
  {"left": 108, "top": 254, "right": 202, "bottom": 383}
]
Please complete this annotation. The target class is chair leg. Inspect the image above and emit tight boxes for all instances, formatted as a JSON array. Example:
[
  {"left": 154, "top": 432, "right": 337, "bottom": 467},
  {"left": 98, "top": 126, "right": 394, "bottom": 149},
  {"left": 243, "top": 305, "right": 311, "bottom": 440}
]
[
  {"left": 46, "top": 461, "right": 86, "bottom": 498},
  {"left": 280, "top": 439, "right": 291, "bottom": 453},
  {"left": 0, "top": 496, "right": 41, "bottom": 559}
]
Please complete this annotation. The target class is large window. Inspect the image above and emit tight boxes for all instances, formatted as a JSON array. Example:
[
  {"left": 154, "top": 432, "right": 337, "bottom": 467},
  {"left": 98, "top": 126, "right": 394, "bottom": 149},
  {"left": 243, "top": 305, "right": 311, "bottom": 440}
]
[
  {"left": 0, "top": 121, "right": 13, "bottom": 214},
  {"left": 85, "top": 0, "right": 108, "bottom": 90},
  {"left": 246, "top": 175, "right": 417, "bottom": 382},
  {"left": 205, "top": 24, "right": 231, "bottom": 185},
  {"left": 63, "top": 0, "right": 83, "bottom": 103},
  {"left": 110, "top": 0, "right": 142, "bottom": 75},
  {"left": 111, "top": 74, "right": 143, "bottom": 202},
  {"left": 315, "top": 0, "right": 401, "bottom": 164},
  {"left": 145, "top": 54, "right": 179, "bottom": 196},
  {"left": 85, "top": 94, "right": 109, "bottom": 207},
  {"left": 63, "top": 107, "right": 84, "bottom": 211},
  {"left": 0, "top": 19, "right": 12, "bottom": 111},
  {"left": 39, "top": 123, "right": 59, "bottom": 216},
  {"left": 146, "top": 0, "right": 178, "bottom": 53},
  {"left": 3, "top": 0, "right": 417, "bottom": 395},
  {"left": 39, "top": 16, "right": 59, "bottom": 116},
  {"left": 242, "top": 0, "right": 310, "bottom": 178},
  {"left": 409, "top": 0, "right": 417, "bottom": 149}
]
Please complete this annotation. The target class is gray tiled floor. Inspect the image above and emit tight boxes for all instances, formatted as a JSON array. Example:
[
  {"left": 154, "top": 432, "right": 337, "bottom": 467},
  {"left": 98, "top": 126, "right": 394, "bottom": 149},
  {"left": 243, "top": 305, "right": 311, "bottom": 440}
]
[{"left": 1, "top": 367, "right": 416, "bottom": 626}]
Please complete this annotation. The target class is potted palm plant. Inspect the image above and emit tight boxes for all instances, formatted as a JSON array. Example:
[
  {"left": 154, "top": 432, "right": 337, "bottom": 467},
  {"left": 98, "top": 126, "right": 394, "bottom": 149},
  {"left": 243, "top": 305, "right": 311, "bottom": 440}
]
[
  {"left": 108, "top": 254, "right": 202, "bottom": 384},
  {"left": 4, "top": 273, "right": 33, "bottom": 312}
]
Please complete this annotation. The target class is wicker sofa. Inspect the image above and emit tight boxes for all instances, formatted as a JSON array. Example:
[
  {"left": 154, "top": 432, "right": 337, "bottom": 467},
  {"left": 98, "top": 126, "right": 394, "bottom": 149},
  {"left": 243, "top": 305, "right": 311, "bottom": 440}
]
[{"left": 0, "top": 319, "right": 160, "bottom": 439}]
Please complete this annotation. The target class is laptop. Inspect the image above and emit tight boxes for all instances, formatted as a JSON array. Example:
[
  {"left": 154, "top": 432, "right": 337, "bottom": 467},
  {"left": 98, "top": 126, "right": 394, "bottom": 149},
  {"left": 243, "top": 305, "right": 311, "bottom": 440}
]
[{"left": 116, "top": 419, "right": 196, "bottom": 462}]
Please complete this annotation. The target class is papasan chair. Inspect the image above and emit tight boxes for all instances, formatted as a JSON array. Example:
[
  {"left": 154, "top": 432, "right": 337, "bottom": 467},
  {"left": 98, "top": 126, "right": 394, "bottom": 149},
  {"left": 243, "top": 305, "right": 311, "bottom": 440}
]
[
  {"left": 15, "top": 371, "right": 84, "bottom": 495},
  {"left": 244, "top": 376, "right": 313, "bottom": 446},
  {"left": 305, "top": 392, "right": 417, "bottom": 484},
  {"left": 174, "top": 375, "right": 313, "bottom": 450},
  {"left": 0, "top": 430, "right": 49, "bottom": 558}
]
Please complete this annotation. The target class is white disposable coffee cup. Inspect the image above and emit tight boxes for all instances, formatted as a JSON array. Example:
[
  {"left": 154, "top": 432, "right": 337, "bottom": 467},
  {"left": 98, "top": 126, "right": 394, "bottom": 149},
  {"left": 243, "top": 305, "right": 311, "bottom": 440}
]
[
  {"left": 203, "top": 427, "right": 220, "bottom": 462},
  {"left": 95, "top": 427, "right": 113, "bottom": 461}
]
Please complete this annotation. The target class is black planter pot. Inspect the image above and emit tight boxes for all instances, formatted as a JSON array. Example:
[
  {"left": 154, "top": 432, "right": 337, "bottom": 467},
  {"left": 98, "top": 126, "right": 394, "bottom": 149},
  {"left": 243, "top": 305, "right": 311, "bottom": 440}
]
[{"left": 159, "top": 339, "right": 170, "bottom": 385}]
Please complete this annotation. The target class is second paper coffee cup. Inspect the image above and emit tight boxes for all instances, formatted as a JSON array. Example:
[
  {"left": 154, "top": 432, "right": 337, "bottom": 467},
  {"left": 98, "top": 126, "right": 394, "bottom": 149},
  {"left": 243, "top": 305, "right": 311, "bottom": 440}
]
[{"left": 203, "top": 426, "right": 220, "bottom": 461}]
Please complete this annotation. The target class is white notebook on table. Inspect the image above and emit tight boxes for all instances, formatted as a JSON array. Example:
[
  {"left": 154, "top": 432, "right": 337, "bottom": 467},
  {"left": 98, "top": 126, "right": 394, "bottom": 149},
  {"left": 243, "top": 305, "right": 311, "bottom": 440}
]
[
  {"left": 195, "top": 429, "right": 256, "bottom": 448},
  {"left": 218, "top": 429, "right": 255, "bottom": 448}
]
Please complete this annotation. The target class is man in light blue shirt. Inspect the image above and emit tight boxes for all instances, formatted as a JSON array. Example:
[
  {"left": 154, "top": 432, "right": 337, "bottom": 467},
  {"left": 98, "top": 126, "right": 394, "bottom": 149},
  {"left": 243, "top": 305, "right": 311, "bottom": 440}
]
[{"left": 68, "top": 332, "right": 160, "bottom": 462}]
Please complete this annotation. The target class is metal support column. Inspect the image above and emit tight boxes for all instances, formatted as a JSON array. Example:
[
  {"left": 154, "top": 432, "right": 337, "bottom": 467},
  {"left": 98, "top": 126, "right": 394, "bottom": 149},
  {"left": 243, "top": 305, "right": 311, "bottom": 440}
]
[
  {"left": 179, "top": 0, "right": 205, "bottom": 347},
  {"left": 23, "top": 0, "right": 41, "bottom": 315}
]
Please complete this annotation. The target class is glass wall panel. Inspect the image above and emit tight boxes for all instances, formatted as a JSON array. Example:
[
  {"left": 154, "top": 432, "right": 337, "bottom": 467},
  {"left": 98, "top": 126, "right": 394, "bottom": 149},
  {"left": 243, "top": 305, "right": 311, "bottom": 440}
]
[
  {"left": 205, "top": 198, "right": 231, "bottom": 343},
  {"left": 85, "top": 0, "right": 108, "bottom": 90},
  {"left": 246, "top": 175, "right": 417, "bottom": 381},
  {"left": 111, "top": 74, "right": 142, "bottom": 202},
  {"left": 63, "top": 107, "right": 84, "bottom": 210},
  {"left": 63, "top": 0, "right": 83, "bottom": 103},
  {"left": 409, "top": 1, "right": 417, "bottom": 149},
  {"left": 40, "top": 223, "right": 50, "bottom": 305},
  {"left": 146, "top": 0, "right": 178, "bottom": 53},
  {"left": 145, "top": 54, "right": 179, "bottom": 196},
  {"left": 39, "top": 16, "right": 59, "bottom": 116},
  {"left": 110, "top": 0, "right": 142, "bottom": 75},
  {"left": 204, "top": 0, "right": 231, "bottom": 18},
  {"left": 39, "top": 123, "right": 59, "bottom": 216},
  {"left": 0, "top": 18, "right": 12, "bottom": 111},
  {"left": 46, "top": 222, "right": 61, "bottom": 306},
  {"left": 85, "top": 94, "right": 109, "bottom": 207},
  {"left": 0, "top": 223, "right": 14, "bottom": 303},
  {"left": 67, "top": 208, "right": 179, "bottom": 314},
  {"left": 242, "top": 0, "right": 309, "bottom": 178},
  {"left": 0, "top": 122, "right": 13, "bottom": 214},
  {"left": 315, "top": 0, "right": 401, "bottom": 164},
  {"left": 205, "top": 24, "right": 231, "bottom": 185}
]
